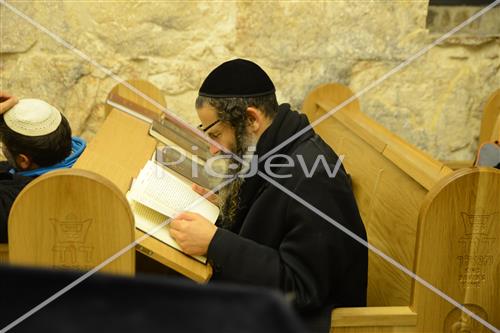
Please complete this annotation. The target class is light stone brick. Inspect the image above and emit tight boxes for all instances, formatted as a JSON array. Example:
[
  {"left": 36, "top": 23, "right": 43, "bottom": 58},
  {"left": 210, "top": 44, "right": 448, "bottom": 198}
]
[{"left": 1, "top": 1, "right": 498, "bottom": 161}]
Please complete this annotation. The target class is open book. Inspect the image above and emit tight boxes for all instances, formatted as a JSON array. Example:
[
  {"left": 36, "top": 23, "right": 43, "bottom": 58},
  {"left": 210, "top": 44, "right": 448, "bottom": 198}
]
[{"left": 128, "top": 160, "right": 219, "bottom": 263}]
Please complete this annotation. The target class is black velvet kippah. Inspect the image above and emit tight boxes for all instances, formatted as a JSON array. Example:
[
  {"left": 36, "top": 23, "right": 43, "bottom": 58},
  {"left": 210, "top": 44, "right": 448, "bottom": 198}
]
[{"left": 199, "top": 59, "right": 276, "bottom": 98}]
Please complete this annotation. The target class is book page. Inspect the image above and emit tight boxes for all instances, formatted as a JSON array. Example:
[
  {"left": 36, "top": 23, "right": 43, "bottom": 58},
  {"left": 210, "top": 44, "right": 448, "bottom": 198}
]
[
  {"left": 129, "top": 160, "right": 219, "bottom": 223},
  {"left": 128, "top": 194, "right": 207, "bottom": 263}
]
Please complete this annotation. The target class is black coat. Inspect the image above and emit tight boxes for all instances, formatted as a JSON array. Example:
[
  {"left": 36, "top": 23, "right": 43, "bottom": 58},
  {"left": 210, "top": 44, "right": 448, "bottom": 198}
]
[
  {"left": 207, "top": 105, "right": 368, "bottom": 332},
  {"left": 0, "top": 162, "right": 33, "bottom": 243}
]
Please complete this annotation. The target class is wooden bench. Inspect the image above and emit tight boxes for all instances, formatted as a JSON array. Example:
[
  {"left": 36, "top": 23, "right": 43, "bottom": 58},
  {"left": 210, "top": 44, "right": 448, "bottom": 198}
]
[
  {"left": 303, "top": 83, "right": 452, "bottom": 307},
  {"left": 329, "top": 167, "right": 500, "bottom": 332},
  {"left": 302, "top": 83, "right": 500, "bottom": 332}
]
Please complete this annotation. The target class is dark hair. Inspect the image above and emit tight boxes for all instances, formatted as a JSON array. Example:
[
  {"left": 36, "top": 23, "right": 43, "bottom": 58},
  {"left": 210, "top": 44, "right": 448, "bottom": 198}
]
[
  {"left": 195, "top": 94, "right": 278, "bottom": 153},
  {"left": 196, "top": 93, "right": 279, "bottom": 122},
  {"left": 0, "top": 114, "right": 72, "bottom": 167}
]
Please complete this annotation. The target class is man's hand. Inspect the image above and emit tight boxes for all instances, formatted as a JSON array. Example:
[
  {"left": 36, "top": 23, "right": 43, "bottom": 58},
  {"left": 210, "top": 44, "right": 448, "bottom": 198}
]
[
  {"left": 170, "top": 211, "right": 217, "bottom": 256},
  {"left": 192, "top": 183, "right": 220, "bottom": 206},
  {"left": 0, "top": 92, "right": 18, "bottom": 114}
]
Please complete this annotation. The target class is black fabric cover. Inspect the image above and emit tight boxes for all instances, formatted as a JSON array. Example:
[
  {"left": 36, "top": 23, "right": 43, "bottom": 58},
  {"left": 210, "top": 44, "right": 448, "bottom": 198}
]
[
  {"left": 0, "top": 264, "right": 306, "bottom": 333},
  {"left": 199, "top": 59, "right": 276, "bottom": 98}
]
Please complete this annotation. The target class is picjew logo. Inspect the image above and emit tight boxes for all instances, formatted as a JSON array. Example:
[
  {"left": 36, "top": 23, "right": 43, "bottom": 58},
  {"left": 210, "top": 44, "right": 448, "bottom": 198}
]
[{"left": 156, "top": 145, "right": 345, "bottom": 180}]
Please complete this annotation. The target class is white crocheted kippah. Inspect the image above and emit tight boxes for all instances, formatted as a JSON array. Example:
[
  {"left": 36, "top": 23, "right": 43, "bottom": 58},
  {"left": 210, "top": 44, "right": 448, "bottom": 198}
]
[{"left": 4, "top": 98, "right": 62, "bottom": 136}]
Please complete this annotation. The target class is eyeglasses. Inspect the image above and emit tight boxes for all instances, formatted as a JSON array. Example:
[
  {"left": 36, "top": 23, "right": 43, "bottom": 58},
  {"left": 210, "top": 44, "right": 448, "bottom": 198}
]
[{"left": 197, "top": 119, "right": 220, "bottom": 132}]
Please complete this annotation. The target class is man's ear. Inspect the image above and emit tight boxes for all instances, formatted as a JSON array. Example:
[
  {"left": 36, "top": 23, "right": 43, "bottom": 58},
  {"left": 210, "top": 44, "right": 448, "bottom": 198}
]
[
  {"left": 246, "top": 107, "right": 264, "bottom": 134},
  {"left": 15, "top": 154, "right": 33, "bottom": 170}
]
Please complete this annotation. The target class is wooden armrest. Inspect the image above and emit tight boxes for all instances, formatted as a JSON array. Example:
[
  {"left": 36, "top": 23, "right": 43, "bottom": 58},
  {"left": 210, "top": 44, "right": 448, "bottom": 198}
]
[{"left": 331, "top": 306, "right": 417, "bottom": 327}]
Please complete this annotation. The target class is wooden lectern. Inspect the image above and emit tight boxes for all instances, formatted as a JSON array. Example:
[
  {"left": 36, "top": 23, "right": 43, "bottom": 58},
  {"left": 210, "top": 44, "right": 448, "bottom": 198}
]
[{"left": 74, "top": 80, "right": 212, "bottom": 282}]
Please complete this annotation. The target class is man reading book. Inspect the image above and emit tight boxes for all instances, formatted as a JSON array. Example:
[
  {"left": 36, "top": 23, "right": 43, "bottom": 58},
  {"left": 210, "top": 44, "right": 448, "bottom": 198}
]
[{"left": 170, "top": 59, "right": 368, "bottom": 332}]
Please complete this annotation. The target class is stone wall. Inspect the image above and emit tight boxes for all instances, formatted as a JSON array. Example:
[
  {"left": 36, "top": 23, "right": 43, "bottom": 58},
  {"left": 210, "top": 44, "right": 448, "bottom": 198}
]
[{"left": 1, "top": 1, "right": 499, "bottom": 160}]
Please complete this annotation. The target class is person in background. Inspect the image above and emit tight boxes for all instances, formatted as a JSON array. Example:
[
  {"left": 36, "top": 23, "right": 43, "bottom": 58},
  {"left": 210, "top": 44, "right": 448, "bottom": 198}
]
[{"left": 0, "top": 94, "right": 86, "bottom": 243}]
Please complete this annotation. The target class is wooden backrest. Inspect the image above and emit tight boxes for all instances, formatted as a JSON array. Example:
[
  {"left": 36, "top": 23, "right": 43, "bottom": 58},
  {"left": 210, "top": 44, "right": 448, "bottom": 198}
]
[
  {"left": 8, "top": 169, "right": 135, "bottom": 275},
  {"left": 479, "top": 89, "right": 500, "bottom": 145},
  {"left": 412, "top": 167, "right": 500, "bottom": 332},
  {"left": 302, "top": 83, "right": 452, "bottom": 306}
]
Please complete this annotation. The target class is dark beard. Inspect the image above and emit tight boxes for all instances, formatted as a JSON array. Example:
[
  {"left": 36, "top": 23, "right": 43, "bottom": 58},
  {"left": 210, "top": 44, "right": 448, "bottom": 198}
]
[{"left": 217, "top": 132, "right": 256, "bottom": 228}]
